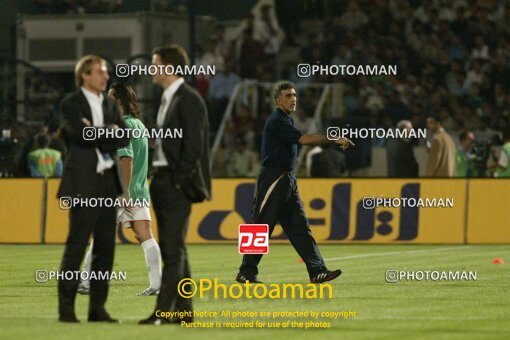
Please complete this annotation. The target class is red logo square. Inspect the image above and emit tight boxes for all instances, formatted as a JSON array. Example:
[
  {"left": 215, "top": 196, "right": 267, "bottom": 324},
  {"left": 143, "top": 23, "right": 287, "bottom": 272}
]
[{"left": 238, "top": 224, "right": 269, "bottom": 254}]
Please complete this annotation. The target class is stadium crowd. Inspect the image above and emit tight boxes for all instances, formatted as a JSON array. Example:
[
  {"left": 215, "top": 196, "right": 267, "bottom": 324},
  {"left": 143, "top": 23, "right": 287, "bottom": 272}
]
[
  {"left": 2, "top": 0, "right": 510, "bottom": 178},
  {"left": 211, "top": 0, "right": 510, "bottom": 177}
]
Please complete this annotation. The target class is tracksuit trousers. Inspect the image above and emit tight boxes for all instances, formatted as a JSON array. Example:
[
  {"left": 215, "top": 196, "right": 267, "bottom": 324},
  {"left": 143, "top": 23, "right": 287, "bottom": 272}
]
[{"left": 239, "top": 166, "right": 326, "bottom": 279}]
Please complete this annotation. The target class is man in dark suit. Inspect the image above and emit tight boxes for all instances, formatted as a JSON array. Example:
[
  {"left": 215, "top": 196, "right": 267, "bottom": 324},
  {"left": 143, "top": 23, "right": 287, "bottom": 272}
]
[
  {"left": 140, "top": 45, "right": 211, "bottom": 325},
  {"left": 57, "top": 55, "right": 128, "bottom": 323},
  {"left": 308, "top": 144, "right": 346, "bottom": 177},
  {"left": 386, "top": 120, "right": 419, "bottom": 177}
]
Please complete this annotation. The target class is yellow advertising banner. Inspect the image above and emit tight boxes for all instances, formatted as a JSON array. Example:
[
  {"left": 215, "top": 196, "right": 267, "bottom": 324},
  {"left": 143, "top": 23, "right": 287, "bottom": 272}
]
[
  {"left": 0, "top": 179, "right": 43, "bottom": 243},
  {"left": 45, "top": 179, "right": 70, "bottom": 243},
  {"left": 467, "top": 179, "right": 510, "bottom": 243},
  {"left": 2, "top": 178, "right": 508, "bottom": 244}
]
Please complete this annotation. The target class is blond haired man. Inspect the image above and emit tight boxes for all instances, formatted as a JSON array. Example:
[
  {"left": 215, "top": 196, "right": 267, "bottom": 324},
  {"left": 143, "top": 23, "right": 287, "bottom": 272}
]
[{"left": 57, "top": 55, "right": 128, "bottom": 323}]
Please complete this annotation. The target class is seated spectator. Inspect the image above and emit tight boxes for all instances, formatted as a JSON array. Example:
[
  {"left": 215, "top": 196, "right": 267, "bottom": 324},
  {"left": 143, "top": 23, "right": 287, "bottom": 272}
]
[
  {"left": 231, "top": 105, "right": 256, "bottom": 147},
  {"left": 208, "top": 62, "right": 241, "bottom": 132},
  {"left": 331, "top": 45, "right": 352, "bottom": 67},
  {"left": 224, "top": 105, "right": 256, "bottom": 151},
  {"left": 366, "top": 86, "right": 385, "bottom": 112},
  {"left": 340, "top": 2, "right": 368, "bottom": 31},
  {"left": 293, "top": 108, "right": 313, "bottom": 133},
  {"left": 226, "top": 137, "right": 259, "bottom": 177},
  {"left": 448, "top": 35, "right": 466, "bottom": 61},
  {"left": 439, "top": 106, "right": 459, "bottom": 131},
  {"left": 343, "top": 85, "right": 360, "bottom": 114},
  {"left": 202, "top": 38, "right": 225, "bottom": 72},
  {"left": 463, "top": 60, "right": 484, "bottom": 91},
  {"left": 28, "top": 132, "right": 63, "bottom": 178},
  {"left": 470, "top": 34, "right": 490, "bottom": 62}
]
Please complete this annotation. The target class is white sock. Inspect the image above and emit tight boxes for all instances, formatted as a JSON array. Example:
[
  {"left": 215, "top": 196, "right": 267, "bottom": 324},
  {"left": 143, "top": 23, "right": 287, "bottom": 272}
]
[
  {"left": 141, "top": 238, "right": 162, "bottom": 290},
  {"left": 82, "top": 240, "right": 93, "bottom": 288}
]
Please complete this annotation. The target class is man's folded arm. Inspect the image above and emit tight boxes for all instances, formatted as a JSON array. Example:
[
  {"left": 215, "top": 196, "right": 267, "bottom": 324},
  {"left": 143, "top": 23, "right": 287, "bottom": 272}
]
[
  {"left": 60, "top": 99, "right": 98, "bottom": 148},
  {"left": 97, "top": 108, "right": 130, "bottom": 153}
]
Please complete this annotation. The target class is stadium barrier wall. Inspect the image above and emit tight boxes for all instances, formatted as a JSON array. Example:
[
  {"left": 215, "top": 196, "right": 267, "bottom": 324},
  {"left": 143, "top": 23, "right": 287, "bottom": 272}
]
[{"left": 0, "top": 178, "right": 509, "bottom": 244}]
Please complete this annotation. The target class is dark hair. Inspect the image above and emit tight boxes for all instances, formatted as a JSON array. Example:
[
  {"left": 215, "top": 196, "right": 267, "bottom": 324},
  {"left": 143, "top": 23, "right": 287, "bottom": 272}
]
[
  {"left": 273, "top": 80, "right": 295, "bottom": 100},
  {"left": 152, "top": 44, "right": 189, "bottom": 70},
  {"left": 35, "top": 132, "right": 50, "bottom": 149},
  {"left": 427, "top": 114, "right": 442, "bottom": 124},
  {"left": 459, "top": 130, "right": 472, "bottom": 141},
  {"left": 109, "top": 83, "right": 139, "bottom": 117}
]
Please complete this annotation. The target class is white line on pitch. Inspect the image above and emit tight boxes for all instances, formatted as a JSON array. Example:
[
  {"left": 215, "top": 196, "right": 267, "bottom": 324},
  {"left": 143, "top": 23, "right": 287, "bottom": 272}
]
[{"left": 323, "top": 246, "right": 472, "bottom": 262}]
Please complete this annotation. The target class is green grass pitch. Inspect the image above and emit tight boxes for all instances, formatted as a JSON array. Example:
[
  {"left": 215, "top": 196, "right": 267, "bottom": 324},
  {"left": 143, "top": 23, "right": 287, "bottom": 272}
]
[{"left": 1, "top": 244, "right": 509, "bottom": 339}]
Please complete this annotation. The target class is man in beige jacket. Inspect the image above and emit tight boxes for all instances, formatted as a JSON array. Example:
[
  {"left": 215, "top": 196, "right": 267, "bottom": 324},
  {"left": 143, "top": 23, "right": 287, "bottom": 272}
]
[{"left": 426, "top": 115, "right": 456, "bottom": 177}]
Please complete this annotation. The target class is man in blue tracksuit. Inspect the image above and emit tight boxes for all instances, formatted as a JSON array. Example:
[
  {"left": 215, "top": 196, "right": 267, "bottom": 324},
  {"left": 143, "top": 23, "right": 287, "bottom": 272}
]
[{"left": 236, "top": 81, "right": 354, "bottom": 284}]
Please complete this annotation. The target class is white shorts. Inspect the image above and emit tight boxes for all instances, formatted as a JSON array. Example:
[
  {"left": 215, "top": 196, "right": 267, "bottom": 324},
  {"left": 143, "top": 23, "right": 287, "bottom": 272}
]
[{"left": 117, "top": 206, "right": 152, "bottom": 228}]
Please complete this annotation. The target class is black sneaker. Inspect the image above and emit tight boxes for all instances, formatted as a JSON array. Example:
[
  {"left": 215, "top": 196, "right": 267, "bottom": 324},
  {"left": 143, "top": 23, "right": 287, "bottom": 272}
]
[
  {"left": 235, "top": 273, "right": 262, "bottom": 283},
  {"left": 310, "top": 269, "right": 342, "bottom": 283}
]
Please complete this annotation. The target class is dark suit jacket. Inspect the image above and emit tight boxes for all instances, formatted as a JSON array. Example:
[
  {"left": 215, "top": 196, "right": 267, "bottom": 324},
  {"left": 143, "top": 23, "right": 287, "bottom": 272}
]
[
  {"left": 386, "top": 139, "right": 418, "bottom": 177},
  {"left": 159, "top": 82, "right": 211, "bottom": 202},
  {"left": 57, "top": 90, "right": 129, "bottom": 198},
  {"left": 311, "top": 147, "right": 346, "bottom": 177}
]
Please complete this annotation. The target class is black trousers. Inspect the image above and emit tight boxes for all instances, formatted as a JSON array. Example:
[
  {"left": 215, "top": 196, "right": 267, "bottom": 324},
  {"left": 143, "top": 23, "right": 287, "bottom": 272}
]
[
  {"left": 239, "top": 167, "right": 326, "bottom": 278},
  {"left": 150, "top": 168, "right": 192, "bottom": 313},
  {"left": 58, "top": 172, "right": 118, "bottom": 318}
]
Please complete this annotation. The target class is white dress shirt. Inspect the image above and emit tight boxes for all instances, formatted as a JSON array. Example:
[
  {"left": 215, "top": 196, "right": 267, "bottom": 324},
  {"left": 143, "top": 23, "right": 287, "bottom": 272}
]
[
  {"left": 81, "top": 87, "right": 114, "bottom": 173},
  {"left": 81, "top": 86, "right": 104, "bottom": 127},
  {"left": 153, "top": 78, "right": 185, "bottom": 167}
]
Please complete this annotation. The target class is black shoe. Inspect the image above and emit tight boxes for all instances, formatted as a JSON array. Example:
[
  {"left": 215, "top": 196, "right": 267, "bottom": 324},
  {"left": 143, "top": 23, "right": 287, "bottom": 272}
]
[
  {"left": 58, "top": 315, "right": 80, "bottom": 323},
  {"left": 88, "top": 311, "right": 120, "bottom": 323},
  {"left": 235, "top": 273, "right": 262, "bottom": 283},
  {"left": 310, "top": 269, "right": 342, "bottom": 283},
  {"left": 139, "top": 314, "right": 170, "bottom": 325}
]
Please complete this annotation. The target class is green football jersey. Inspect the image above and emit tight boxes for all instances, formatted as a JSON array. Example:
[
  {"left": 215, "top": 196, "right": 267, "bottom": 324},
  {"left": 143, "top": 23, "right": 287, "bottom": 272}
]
[{"left": 117, "top": 115, "right": 150, "bottom": 201}]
